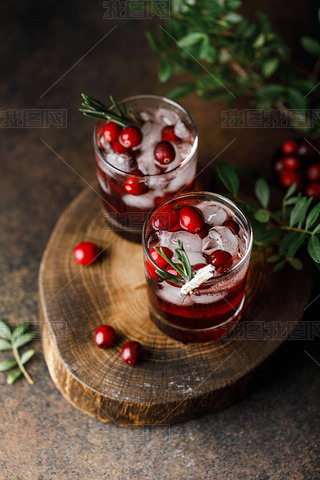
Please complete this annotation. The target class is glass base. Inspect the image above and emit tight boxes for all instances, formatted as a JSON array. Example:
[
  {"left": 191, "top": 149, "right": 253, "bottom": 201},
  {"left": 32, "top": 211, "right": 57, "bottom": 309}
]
[
  {"left": 102, "top": 208, "right": 142, "bottom": 243},
  {"left": 149, "top": 296, "right": 245, "bottom": 344}
]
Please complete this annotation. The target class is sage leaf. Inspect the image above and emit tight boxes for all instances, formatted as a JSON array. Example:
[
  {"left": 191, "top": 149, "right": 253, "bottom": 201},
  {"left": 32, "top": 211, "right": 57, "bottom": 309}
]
[
  {"left": 0, "top": 358, "right": 17, "bottom": 372},
  {"left": 255, "top": 178, "right": 270, "bottom": 208},
  {"left": 308, "top": 235, "right": 320, "bottom": 263},
  {"left": 0, "top": 339, "right": 12, "bottom": 351},
  {"left": 0, "top": 321, "right": 11, "bottom": 341},
  {"left": 14, "top": 333, "right": 35, "bottom": 349},
  {"left": 216, "top": 162, "right": 239, "bottom": 196},
  {"left": 7, "top": 369, "right": 23, "bottom": 385},
  {"left": 306, "top": 203, "right": 320, "bottom": 230}
]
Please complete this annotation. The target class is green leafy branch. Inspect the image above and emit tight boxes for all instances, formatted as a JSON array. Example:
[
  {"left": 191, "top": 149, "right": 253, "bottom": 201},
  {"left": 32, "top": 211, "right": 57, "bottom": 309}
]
[
  {"left": 0, "top": 321, "right": 35, "bottom": 385},
  {"left": 154, "top": 240, "right": 194, "bottom": 285},
  {"left": 216, "top": 162, "right": 320, "bottom": 271},
  {"left": 147, "top": 0, "right": 320, "bottom": 134}
]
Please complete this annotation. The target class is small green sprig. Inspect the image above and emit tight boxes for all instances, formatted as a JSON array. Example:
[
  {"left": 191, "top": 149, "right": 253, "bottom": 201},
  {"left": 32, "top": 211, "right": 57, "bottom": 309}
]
[
  {"left": 0, "top": 321, "right": 35, "bottom": 385},
  {"left": 154, "top": 240, "right": 194, "bottom": 286},
  {"left": 79, "top": 93, "right": 141, "bottom": 128},
  {"left": 216, "top": 162, "right": 320, "bottom": 272}
]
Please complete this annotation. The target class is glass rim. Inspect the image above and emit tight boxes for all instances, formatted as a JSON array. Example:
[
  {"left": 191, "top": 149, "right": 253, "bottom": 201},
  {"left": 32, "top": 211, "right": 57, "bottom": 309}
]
[
  {"left": 93, "top": 94, "right": 198, "bottom": 178},
  {"left": 142, "top": 191, "right": 253, "bottom": 281}
]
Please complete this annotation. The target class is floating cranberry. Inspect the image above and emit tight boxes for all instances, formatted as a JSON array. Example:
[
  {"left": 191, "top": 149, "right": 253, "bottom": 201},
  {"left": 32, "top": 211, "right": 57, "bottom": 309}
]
[
  {"left": 193, "top": 263, "right": 208, "bottom": 272},
  {"left": 223, "top": 220, "right": 240, "bottom": 235},
  {"left": 306, "top": 163, "right": 320, "bottom": 182},
  {"left": 112, "top": 140, "right": 130, "bottom": 154},
  {"left": 179, "top": 206, "right": 204, "bottom": 233},
  {"left": 280, "top": 170, "right": 302, "bottom": 190},
  {"left": 149, "top": 247, "right": 173, "bottom": 269},
  {"left": 305, "top": 182, "right": 320, "bottom": 200},
  {"left": 209, "top": 250, "right": 233, "bottom": 269},
  {"left": 161, "top": 125, "right": 180, "bottom": 142},
  {"left": 73, "top": 241, "right": 100, "bottom": 266},
  {"left": 154, "top": 141, "right": 176, "bottom": 165},
  {"left": 283, "top": 156, "right": 300, "bottom": 171},
  {"left": 274, "top": 158, "right": 285, "bottom": 174},
  {"left": 102, "top": 122, "right": 122, "bottom": 143},
  {"left": 282, "top": 140, "right": 297, "bottom": 155},
  {"left": 165, "top": 264, "right": 182, "bottom": 287},
  {"left": 120, "top": 126, "right": 142, "bottom": 148},
  {"left": 152, "top": 206, "right": 180, "bottom": 231},
  {"left": 123, "top": 176, "right": 148, "bottom": 195},
  {"left": 196, "top": 224, "right": 209, "bottom": 239},
  {"left": 94, "top": 325, "right": 116, "bottom": 349},
  {"left": 121, "top": 341, "right": 142, "bottom": 365}
]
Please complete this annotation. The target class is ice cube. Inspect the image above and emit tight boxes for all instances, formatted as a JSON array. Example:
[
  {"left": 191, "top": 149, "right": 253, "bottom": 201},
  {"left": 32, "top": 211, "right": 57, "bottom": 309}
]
[
  {"left": 157, "top": 108, "right": 179, "bottom": 126},
  {"left": 97, "top": 172, "right": 111, "bottom": 194},
  {"left": 202, "top": 235, "right": 219, "bottom": 256},
  {"left": 157, "top": 283, "right": 193, "bottom": 306},
  {"left": 141, "top": 121, "right": 153, "bottom": 136},
  {"left": 171, "top": 231, "right": 203, "bottom": 252},
  {"left": 198, "top": 203, "right": 228, "bottom": 226},
  {"left": 138, "top": 150, "right": 161, "bottom": 176},
  {"left": 122, "top": 192, "right": 155, "bottom": 209},
  {"left": 140, "top": 110, "right": 154, "bottom": 122},
  {"left": 174, "top": 119, "right": 189, "bottom": 139},
  {"left": 208, "top": 226, "right": 239, "bottom": 255},
  {"left": 106, "top": 151, "right": 137, "bottom": 173}
]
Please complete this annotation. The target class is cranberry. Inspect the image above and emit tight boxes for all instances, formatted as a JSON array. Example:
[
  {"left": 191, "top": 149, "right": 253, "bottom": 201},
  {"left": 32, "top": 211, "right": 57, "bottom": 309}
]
[
  {"left": 280, "top": 170, "right": 302, "bottom": 190},
  {"left": 161, "top": 125, "right": 180, "bottom": 142},
  {"left": 102, "top": 122, "right": 122, "bottom": 143},
  {"left": 223, "top": 220, "right": 240, "bottom": 235},
  {"left": 120, "top": 126, "right": 142, "bottom": 148},
  {"left": 121, "top": 341, "right": 142, "bottom": 365},
  {"left": 152, "top": 206, "right": 180, "bottom": 231},
  {"left": 165, "top": 264, "right": 182, "bottom": 287},
  {"left": 179, "top": 206, "right": 204, "bottom": 233},
  {"left": 282, "top": 140, "right": 297, "bottom": 155},
  {"left": 305, "top": 182, "right": 320, "bottom": 199},
  {"left": 73, "top": 241, "right": 100, "bottom": 266},
  {"left": 297, "top": 140, "right": 315, "bottom": 158},
  {"left": 193, "top": 263, "right": 208, "bottom": 271},
  {"left": 209, "top": 250, "right": 233, "bottom": 269},
  {"left": 123, "top": 176, "right": 148, "bottom": 195},
  {"left": 149, "top": 247, "right": 173, "bottom": 269},
  {"left": 283, "top": 155, "right": 300, "bottom": 171},
  {"left": 196, "top": 224, "right": 209, "bottom": 239},
  {"left": 112, "top": 140, "right": 130, "bottom": 154},
  {"left": 154, "top": 141, "right": 176, "bottom": 165},
  {"left": 274, "top": 158, "right": 285, "bottom": 174},
  {"left": 94, "top": 325, "right": 116, "bottom": 349},
  {"left": 306, "top": 163, "right": 320, "bottom": 182}
]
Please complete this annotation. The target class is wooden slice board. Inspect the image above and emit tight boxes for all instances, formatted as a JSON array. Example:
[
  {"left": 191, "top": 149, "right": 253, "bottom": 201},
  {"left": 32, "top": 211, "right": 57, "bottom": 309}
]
[{"left": 39, "top": 187, "right": 313, "bottom": 426}]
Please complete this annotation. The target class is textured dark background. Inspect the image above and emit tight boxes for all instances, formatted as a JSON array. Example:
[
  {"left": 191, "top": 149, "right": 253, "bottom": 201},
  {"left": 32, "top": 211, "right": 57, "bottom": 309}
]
[{"left": 1, "top": 1, "right": 320, "bottom": 479}]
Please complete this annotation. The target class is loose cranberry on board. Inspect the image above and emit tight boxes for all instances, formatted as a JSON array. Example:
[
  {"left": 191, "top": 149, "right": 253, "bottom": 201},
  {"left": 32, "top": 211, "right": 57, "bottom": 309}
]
[
  {"left": 73, "top": 242, "right": 100, "bottom": 266},
  {"left": 94, "top": 325, "right": 116, "bottom": 349},
  {"left": 121, "top": 341, "right": 142, "bottom": 365}
]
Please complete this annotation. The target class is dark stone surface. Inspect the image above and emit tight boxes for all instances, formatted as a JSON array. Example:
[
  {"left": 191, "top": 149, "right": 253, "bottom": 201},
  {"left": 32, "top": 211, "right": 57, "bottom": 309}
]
[{"left": 1, "top": 1, "right": 320, "bottom": 479}]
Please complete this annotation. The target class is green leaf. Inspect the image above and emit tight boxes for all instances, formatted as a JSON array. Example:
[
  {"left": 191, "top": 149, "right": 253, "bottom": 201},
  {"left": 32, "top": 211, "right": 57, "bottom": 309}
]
[
  {"left": 0, "top": 321, "right": 11, "bottom": 340},
  {"left": 308, "top": 235, "right": 320, "bottom": 263},
  {"left": 223, "top": 12, "right": 243, "bottom": 23},
  {"left": 262, "top": 58, "right": 279, "bottom": 77},
  {"left": 178, "top": 32, "right": 208, "bottom": 49},
  {"left": 20, "top": 349, "right": 35, "bottom": 365},
  {"left": 267, "top": 254, "right": 282, "bottom": 263},
  {"left": 287, "top": 258, "right": 303, "bottom": 270},
  {"left": 158, "top": 57, "right": 172, "bottom": 83},
  {"left": 287, "top": 233, "right": 305, "bottom": 259},
  {"left": 254, "top": 209, "right": 270, "bottom": 223},
  {"left": 166, "top": 83, "right": 195, "bottom": 100},
  {"left": 7, "top": 369, "right": 22, "bottom": 385},
  {"left": 258, "top": 84, "right": 286, "bottom": 98},
  {"left": 255, "top": 178, "right": 270, "bottom": 208},
  {"left": 0, "top": 358, "right": 17, "bottom": 372},
  {"left": 279, "top": 231, "right": 297, "bottom": 255},
  {"left": 290, "top": 197, "right": 312, "bottom": 227},
  {"left": 145, "top": 32, "right": 162, "bottom": 52},
  {"left": 14, "top": 333, "right": 35, "bottom": 349},
  {"left": 301, "top": 36, "right": 320, "bottom": 56},
  {"left": 11, "top": 323, "right": 29, "bottom": 341},
  {"left": 0, "top": 339, "right": 12, "bottom": 351},
  {"left": 287, "top": 88, "right": 307, "bottom": 110},
  {"left": 284, "top": 182, "right": 297, "bottom": 199},
  {"left": 306, "top": 203, "right": 320, "bottom": 230},
  {"left": 285, "top": 196, "right": 299, "bottom": 206},
  {"left": 253, "top": 33, "right": 266, "bottom": 48},
  {"left": 273, "top": 259, "right": 286, "bottom": 272},
  {"left": 216, "top": 162, "right": 240, "bottom": 196}
]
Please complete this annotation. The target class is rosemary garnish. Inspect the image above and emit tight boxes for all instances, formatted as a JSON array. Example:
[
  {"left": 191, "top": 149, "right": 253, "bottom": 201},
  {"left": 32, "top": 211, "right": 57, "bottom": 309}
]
[
  {"left": 79, "top": 93, "right": 141, "bottom": 128},
  {"left": 154, "top": 240, "right": 194, "bottom": 286}
]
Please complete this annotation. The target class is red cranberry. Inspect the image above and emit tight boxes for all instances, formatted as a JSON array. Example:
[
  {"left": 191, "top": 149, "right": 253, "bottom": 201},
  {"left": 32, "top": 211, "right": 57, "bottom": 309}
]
[
  {"left": 196, "top": 224, "right": 209, "bottom": 239},
  {"left": 274, "top": 158, "right": 285, "bottom": 174},
  {"left": 121, "top": 341, "right": 142, "bottom": 365},
  {"left": 282, "top": 140, "right": 297, "bottom": 155},
  {"left": 222, "top": 220, "right": 240, "bottom": 235},
  {"left": 193, "top": 263, "right": 208, "bottom": 272},
  {"left": 179, "top": 206, "right": 204, "bottom": 233},
  {"left": 112, "top": 140, "right": 130, "bottom": 154},
  {"left": 152, "top": 206, "right": 180, "bottom": 231},
  {"left": 165, "top": 264, "right": 182, "bottom": 287},
  {"left": 283, "top": 156, "right": 300, "bottom": 171},
  {"left": 120, "top": 126, "right": 142, "bottom": 148},
  {"left": 123, "top": 176, "right": 148, "bottom": 195},
  {"left": 209, "top": 250, "right": 233, "bottom": 269},
  {"left": 297, "top": 140, "right": 315, "bottom": 158},
  {"left": 102, "top": 122, "right": 122, "bottom": 143},
  {"left": 149, "top": 247, "right": 173, "bottom": 269},
  {"left": 154, "top": 141, "right": 176, "bottom": 165},
  {"left": 280, "top": 170, "right": 302, "bottom": 190},
  {"left": 73, "top": 241, "right": 100, "bottom": 266},
  {"left": 161, "top": 125, "right": 180, "bottom": 142},
  {"left": 305, "top": 182, "right": 320, "bottom": 199},
  {"left": 94, "top": 325, "right": 116, "bottom": 349},
  {"left": 306, "top": 163, "right": 320, "bottom": 182}
]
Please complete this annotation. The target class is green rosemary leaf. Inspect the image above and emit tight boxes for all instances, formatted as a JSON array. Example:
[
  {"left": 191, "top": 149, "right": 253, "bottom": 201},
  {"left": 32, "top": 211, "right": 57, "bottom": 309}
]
[
  {"left": 20, "top": 349, "right": 35, "bottom": 365},
  {"left": 306, "top": 203, "right": 320, "bottom": 230},
  {"left": 0, "top": 339, "right": 12, "bottom": 351},
  {"left": 216, "top": 162, "right": 239, "bottom": 196},
  {"left": 255, "top": 178, "right": 270, "bottom": 208},
  {"left": 0, "top": 358, "right": 17, "bottom": 372},
  {"left": 154, "top": 247, "right": 186, "bottom": 278},
  {"left": 14, "top": 333, "right": 35, "bottom": 349},
  {"left": 308, "top": 235, "right": 320, "bottom": 263},
  {"left": 176, "top": 240, "right": 193, "bottom": 281},
  {"left": 156, "top": 270, "right": 183, "bottom": 286},
  {"left": 11, "top": 323, "right": 29, "bottom": 341},
  {"left": 287, "top": 258, "right": 303, "bottom": 271},
  {"left": 0, "top": 320, "right": 11, "bottom": 341},
  {"left": 7, "top": 369, "right": 23, "bottom": 385}
]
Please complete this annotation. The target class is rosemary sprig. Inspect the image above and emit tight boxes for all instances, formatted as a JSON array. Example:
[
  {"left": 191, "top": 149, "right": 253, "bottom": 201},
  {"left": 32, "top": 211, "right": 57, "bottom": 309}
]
[
  {"left": 79, "top": 93, "right": 141, "bottom": 128},
  {"left": 0, "top": 320, "right": 35, "bottom": 385},
  {"left": 154, "top": 241, "right": 194, "bottom": 286}
]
